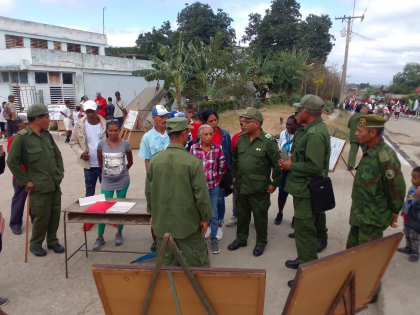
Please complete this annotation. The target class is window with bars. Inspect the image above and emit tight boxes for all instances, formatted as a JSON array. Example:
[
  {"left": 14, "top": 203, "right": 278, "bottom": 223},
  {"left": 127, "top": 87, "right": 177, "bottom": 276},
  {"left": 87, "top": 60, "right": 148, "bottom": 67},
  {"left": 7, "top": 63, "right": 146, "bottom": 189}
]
[
  {"left": 86, "top": 46, "right": 99, "bottom": 55},
  {"left": 67, "top": 43, "right": 81, "bottom": 53},
  {"left": 5, "top": 35, "right": 24, "bottom": 49},
  {"left": 30, "top": 38, "right": 48, "bottom": 49},
  {"left": 53, "top": 41, "right": 61, "bottom": 51}
]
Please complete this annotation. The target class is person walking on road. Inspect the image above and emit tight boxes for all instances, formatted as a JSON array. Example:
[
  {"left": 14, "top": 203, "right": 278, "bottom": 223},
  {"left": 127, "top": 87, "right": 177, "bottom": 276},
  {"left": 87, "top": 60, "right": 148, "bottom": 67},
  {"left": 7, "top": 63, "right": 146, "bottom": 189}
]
[
  {"left": 347, "top": 105, "right": 369, "bottom": 171},
  {"left": 7, "top": 104, "right": 65, "bottom": 257},
  {"left": 279, "top": 95, "right": 331, "bottom": 288},
  {"left": 69, "top": 100, "right": 107, "bottom": 231},
  {"left": 145, "top": 117, "right": 212, "bottom": 267},
  {"left": 4, "top": 95, "right": 18, "bottom": 138},
  {"left": 228, "top": 108, "right": 282, "bottom": 257}
]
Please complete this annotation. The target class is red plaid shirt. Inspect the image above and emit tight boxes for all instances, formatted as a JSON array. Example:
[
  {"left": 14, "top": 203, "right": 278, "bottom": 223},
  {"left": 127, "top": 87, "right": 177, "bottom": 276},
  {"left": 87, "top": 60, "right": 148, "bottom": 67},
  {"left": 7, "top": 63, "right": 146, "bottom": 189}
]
[{"left": 190, "top": 142, "right": 225, "bottom": 189}]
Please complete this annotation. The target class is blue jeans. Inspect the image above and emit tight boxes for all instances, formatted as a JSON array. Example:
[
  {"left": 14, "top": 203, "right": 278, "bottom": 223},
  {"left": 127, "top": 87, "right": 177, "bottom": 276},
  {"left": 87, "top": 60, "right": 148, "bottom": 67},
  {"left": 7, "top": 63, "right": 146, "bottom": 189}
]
[
  {"left": 278, "top": 171, "right": 289, "bottom": 202},
  {"left": 84, "top": 167, "right": 102, "bottom": 197},
  {"left": 117, "top": 117, "right": 124, "bottom": 128},
  {"left": 209, "top": 186, "right": 220, "bottom": 242},
  {"left": 218, "top": 187, "right": 226, "bottom": 224}
]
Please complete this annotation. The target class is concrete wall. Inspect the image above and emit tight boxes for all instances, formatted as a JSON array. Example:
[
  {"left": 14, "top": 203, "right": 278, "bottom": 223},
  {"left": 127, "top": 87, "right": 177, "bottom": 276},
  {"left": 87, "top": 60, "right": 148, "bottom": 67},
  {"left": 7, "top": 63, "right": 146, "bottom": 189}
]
[
  {"left": 0, "top": 16, "right": 107, "bottom": 46},
  {"left": 0, "top": 48, "right": 32, "bottom": 70},
  {"left": 83, "top": 73, "right": 162, "bottom": 107}
]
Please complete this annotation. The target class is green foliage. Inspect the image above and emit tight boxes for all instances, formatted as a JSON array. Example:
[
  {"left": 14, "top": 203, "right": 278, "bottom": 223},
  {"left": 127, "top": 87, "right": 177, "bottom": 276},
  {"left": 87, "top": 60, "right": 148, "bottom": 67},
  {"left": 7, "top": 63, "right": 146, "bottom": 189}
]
[
  {"left": 253, "top": 99, "right": 263, "bottom": 109},
  {"left": 242, "top": 0, "right": 334, "bottom": 61},
  {"left": 338, "top": 103, "right": 343, "bottom": 110},
  {"left": 177, "top": 2, "right": 235, "bottom": 48},
  {"left": 323, "top": 100, "right": 334, "bottom": 115},
  {"left": 269, "top": 92, "right": 287, "bottom": 104},
  {"left": 388, "top": 63, "right": 420, "bottom": 94},
  {"left": 106, "top": 46, "right": 145, "bottom": 58},
  {"left": 197, "top": 99, "right": 239, "bottom": 113},
  {"left": 287, "top": 93, "right": 303, "bottom": 106},
  {"left": 135, "top": 21, "right": 174, "bottom": 58},
  {"left": 358, "top": 83, "right": 371, "bottom": 90},
  {"left": 332, "top": 95, "right": 339, "bottom": 106},
  {"left": 362, "top": 88, "right": 380, "bottom": 99}
]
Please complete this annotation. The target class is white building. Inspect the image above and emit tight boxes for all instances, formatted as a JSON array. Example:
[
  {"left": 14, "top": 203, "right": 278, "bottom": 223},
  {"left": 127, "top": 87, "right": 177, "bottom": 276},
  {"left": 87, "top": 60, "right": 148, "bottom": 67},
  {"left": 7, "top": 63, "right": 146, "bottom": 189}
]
[{"left": 0, "top": 16, "right": 160, "bottom": 110}]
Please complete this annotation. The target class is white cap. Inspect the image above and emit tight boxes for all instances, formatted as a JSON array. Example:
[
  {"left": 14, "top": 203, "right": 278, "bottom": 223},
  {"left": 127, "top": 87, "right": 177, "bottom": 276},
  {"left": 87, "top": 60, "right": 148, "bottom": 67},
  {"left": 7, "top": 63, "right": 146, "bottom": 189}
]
[
  {"left": 83, "top": 100, "right": 97, "bottom": 111},
  {"left": 152, "top": 105, "right": 170, "bottom": 116}
]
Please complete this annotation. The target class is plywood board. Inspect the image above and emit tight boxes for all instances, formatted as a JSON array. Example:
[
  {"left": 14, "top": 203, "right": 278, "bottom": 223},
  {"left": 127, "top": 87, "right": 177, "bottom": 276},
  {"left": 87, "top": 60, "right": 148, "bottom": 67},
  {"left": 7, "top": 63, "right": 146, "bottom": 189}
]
[
  {"left": 124, "top": 130, "right": 145, "bottom": 149},
  {"left": 92, "top": 265, "right": 266, "bottom": 315},
  {"left": 282, "top": 233, "right": 403, "bottom": 315}
]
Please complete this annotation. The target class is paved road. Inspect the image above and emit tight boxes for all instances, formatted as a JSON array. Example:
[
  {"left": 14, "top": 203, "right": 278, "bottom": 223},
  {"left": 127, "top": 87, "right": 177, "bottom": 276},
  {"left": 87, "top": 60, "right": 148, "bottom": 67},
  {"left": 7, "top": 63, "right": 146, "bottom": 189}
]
[{"left": 0, "top": 119, "right": 418, "bottom": 314}]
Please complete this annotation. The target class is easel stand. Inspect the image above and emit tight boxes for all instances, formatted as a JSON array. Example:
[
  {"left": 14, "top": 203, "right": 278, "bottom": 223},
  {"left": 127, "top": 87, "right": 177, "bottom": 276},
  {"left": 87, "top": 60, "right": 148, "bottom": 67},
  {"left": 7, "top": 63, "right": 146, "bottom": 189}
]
[
  {"left": 119, "top": 106, "right": 147, "bottom": 149},
  {"left": 142, "top": 233, "right": 216, "bottom": 315}
]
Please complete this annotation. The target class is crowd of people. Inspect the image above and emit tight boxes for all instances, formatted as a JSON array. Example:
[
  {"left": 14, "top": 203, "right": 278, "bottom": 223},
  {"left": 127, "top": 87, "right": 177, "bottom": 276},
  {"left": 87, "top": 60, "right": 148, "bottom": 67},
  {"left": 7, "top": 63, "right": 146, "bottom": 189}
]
[
  {"left": 1, "top": 92, "right": 418, "bottom": 307},
  {"left": 344, "top": 98, "right": 408, "bottom": 120}
]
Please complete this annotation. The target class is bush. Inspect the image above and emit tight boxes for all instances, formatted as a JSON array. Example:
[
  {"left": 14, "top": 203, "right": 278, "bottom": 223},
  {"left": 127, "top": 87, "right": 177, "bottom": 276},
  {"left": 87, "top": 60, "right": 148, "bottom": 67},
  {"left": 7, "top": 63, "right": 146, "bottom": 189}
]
[
  {"left": 269, "top": 92, "right": 287, "bottom": 105},
  {"left": 323, "top": 100, "right": 335, "bottom": 115},
  {"left": 253, "top": 99, "right": 263, "bottom": 109},
  {"left": 287, "top": 94, "right": 303, "bottom": 106},
  {"left": 332, "top": 96, "right": 339, "bottom": 106},
  {"left": 197, "top": 99, "right": 240, "bottom": 113}
]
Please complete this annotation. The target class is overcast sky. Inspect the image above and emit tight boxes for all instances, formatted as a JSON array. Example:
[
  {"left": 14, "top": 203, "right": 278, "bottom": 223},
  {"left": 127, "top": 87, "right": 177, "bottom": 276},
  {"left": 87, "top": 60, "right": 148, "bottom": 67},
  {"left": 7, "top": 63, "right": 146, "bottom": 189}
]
[{"left": 1, "top": 0, "right": 419, "bottom": 85}]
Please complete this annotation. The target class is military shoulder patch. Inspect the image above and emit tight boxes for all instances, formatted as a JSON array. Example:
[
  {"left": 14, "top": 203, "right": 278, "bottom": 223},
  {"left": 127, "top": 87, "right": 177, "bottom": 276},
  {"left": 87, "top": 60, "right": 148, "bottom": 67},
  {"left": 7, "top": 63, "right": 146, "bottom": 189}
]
[
  {"left": 308, "top": 126, "right": 316, "bottom": 134},
  {"left": 378, "top": 150, "right": 390, "bottom": 163},
  {"left": 385, "top": 170, "right": 395, "bottom": 179},
  {"left": 18, "top": 129, "right": 27, "bottom": 135},
  {"left": 265, "top": 133, "right": 274, "bottom": 140}
]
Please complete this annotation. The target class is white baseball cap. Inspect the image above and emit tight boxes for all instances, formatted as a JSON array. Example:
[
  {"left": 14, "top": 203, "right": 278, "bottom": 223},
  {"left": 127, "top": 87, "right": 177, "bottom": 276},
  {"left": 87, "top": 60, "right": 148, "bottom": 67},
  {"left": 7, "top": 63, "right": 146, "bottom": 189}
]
[
  {"left": 152, "top": 105, "right": 170, "bottom": 117},
  {"left": 83, "top": 100, "right": 97, "bottom": 111}
]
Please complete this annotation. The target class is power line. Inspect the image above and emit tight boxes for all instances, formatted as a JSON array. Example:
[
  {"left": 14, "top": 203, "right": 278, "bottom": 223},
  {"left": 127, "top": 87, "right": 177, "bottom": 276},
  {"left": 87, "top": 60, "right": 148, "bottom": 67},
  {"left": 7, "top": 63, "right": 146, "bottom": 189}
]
[{"left": 363, "top": 0, "right": 372, "bottom": 15}]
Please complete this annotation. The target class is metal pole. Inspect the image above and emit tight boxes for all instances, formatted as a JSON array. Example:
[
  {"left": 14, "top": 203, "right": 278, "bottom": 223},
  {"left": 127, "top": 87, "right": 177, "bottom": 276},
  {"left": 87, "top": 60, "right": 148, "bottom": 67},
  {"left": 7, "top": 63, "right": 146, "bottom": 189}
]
[
  {"left": 340, "top": 18, "right": 351, "bottom": 105},
  {"left": 102, "top": 7, "right": 106, "bottom": 34}
]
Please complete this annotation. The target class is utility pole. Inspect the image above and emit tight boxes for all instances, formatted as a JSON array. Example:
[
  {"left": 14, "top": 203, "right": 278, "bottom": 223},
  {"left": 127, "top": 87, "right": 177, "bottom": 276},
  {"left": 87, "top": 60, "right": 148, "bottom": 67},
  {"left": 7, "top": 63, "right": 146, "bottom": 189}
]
[
  {"left": 335, "top": 15, "right": 364, "bottom": 104},
  {"left": 103, "top": 7, "right": 106, "bottom": 34}
]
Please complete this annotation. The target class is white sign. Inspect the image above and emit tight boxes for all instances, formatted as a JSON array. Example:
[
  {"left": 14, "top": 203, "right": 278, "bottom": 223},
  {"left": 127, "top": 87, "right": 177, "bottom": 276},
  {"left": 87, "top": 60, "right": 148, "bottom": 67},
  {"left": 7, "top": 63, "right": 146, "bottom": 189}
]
[
  {"left": 329, "top": 137, "right": 346, "bottom": 172},
  {"left": 48, "top": 104, "right": 67, "bottom": 120},
  {"left": 123, "top": 110, "right": 139, "bottom": 130}
]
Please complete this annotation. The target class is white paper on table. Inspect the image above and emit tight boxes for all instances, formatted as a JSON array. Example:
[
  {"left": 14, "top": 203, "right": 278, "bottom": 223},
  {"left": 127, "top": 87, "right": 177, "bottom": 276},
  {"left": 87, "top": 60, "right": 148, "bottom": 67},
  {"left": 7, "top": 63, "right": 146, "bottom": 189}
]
[
  {"left": 106, "top": 202, "right": 136, "bottom": 213},
  {"left": 79, "top": 194, "right": 106, "bottom": 206}
]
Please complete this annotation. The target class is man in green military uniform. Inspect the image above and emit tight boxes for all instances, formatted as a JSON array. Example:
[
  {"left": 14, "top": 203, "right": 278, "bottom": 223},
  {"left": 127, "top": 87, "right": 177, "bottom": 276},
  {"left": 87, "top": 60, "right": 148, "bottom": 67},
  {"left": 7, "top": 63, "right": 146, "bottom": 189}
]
[
  {"left": 228, "top": 108, "right": 282, "bottom": 257},
  {"left": 7, "top": 104, "right": 65, "bottom": 257},
  {"left": 145, "top": 117, "right": 212, "bottom": 267},
  {"left": 279, "top": 95, "right": 331, "bottom": 287},
  {"left": 347, "top": 115, "right": 405, "bottom": 248},
  {"left": 347, "top": 105, "right": 369, "bottom": 171}
]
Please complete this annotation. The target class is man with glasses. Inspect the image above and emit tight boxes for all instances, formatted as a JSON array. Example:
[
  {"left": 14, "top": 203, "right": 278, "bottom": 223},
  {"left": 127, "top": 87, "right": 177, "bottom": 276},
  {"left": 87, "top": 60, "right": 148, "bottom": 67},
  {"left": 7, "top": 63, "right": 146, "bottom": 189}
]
[
  {"left": 228, "top": 108, "right": 282, "bottom": 257},
  {"left": 279, "top": 95, "right": 330, "bottom": 288}
]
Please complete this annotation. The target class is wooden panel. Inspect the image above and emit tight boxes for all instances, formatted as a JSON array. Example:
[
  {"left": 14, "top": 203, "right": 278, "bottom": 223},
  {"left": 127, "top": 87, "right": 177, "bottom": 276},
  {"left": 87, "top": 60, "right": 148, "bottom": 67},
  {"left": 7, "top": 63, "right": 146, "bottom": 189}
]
[
  {"left": 5, "top": 35, "right": 23, "bottom": 48},
  {"left": 67, "top": 43, "right": 81, "bottom": 53},
  {"left": 92, "top": 265, "right": 266, "bottom": 315},
  {"left": 124, "top": 130, "right": 145, "bottom": 149},
  {"left": 30, "top": 38, "right": 48, "bottom": 49},
  {"left": 49, "top": 73, "right": 61, "bottom": 85},
  {"left": 87, "top": 46, "right": 99, "bottom": 55},
  {"left": 53, "top": 41, "right": 61, "bottom": 51},
  {"left": 282, "top": 233, "right": 403, "bottom": 315}
]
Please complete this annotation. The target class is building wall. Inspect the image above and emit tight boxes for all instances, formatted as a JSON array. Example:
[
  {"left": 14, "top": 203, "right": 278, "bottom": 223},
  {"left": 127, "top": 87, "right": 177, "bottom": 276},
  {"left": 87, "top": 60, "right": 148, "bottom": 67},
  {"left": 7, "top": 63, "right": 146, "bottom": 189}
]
[
  {"left": 83, "top": 73, "right": 162, "bottom": 106},
  {"left": 0, "top": 16, "right": 107, "bottom": 46}
]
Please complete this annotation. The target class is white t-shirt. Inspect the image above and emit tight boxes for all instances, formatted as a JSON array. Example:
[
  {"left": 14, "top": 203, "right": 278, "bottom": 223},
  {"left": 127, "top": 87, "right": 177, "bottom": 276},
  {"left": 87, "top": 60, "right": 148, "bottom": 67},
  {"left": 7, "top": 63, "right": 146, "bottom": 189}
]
[
  {"left": 278, "top": 130, "right": 294, "bottom": 156},
  {"left": 0, "top": 108, "right": 4, "bottom": 123},
  {"left": 72, "top": 111, "right": 80, "bottom": 124},
  {"left": 114, "top": 99, "right": 125, "bottom": 118},
  {"left": 84, "top": 120, "right": 102, "bottom": 167},
  {"left": 62, "top": 107, "right": 71, "bottom": 119}
]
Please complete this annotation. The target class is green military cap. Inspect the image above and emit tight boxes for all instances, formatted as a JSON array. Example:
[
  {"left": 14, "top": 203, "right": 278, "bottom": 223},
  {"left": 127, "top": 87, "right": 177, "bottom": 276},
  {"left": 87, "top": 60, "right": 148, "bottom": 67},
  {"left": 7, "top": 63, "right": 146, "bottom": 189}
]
[
  {"left": 356, "top": 115, "right": 387, "bottom": 127},
  {"left": 166, "top": 117, "right": 193, "bottom": 134},
  {"left": 293, "top": 94, "right": 325, "bottom": 110},
  {"left": 240, "top": 108, "right": 264, "bottom": 122},
  {"left": 27, "top": 103, "right": 49, "bottom": 118}
]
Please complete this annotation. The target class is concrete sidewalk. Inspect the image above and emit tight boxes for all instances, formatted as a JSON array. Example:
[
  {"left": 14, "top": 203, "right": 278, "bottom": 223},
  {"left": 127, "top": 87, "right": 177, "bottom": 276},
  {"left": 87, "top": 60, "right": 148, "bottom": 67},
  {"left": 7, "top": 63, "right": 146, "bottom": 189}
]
[{"left": 0, "top": 133, "right": 417, "bottom": 314}]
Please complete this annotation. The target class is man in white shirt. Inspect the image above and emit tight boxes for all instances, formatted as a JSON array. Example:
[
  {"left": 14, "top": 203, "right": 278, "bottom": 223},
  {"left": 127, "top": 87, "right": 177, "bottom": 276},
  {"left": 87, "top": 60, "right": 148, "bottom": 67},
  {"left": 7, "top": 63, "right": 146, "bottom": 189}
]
[
  {"left": 114, "top": 91, "right": 126, "bottom": 128},
  {"left": 60, "top": 100, "right": 73, "bottom": 143},
  {"left": 69, "top": 100, "right": 107, "bottom": 231}
]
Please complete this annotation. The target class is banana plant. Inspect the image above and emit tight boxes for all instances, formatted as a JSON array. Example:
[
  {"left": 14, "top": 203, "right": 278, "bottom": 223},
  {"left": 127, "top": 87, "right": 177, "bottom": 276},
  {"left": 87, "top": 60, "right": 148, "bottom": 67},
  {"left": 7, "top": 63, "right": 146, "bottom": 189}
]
[{"left": 198, "top": 80, "right": 229, "bottom": 101}]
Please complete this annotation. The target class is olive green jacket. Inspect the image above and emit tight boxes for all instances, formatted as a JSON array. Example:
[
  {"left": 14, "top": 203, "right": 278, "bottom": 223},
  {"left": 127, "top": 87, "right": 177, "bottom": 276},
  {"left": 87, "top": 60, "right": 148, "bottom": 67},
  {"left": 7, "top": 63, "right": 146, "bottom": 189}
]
[
  {"left": 285, "top": 117, "right": 331, "bottom": 200},
  {"left": 349, "top": 139, "right": 405, "bottom": 228},
  {"left": 7, "top": 126, "right": 64, "bottom": 193},
  {"left": 231, "top": 130, "right": 282, "bottom": 194},
  {"left": 145, "top": 143, "right": 212, "bottom": 239},
  {"left": 347, "top": 112, "right": 365, "bottom": 143}
]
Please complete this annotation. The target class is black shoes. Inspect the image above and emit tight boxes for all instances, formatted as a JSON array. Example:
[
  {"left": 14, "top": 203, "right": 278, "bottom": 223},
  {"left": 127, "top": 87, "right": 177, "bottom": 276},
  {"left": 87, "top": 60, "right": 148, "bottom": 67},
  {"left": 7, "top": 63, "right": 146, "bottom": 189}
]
[
  {"left": 151, "top": 242, "right": 156, "bottom": 252},
  {"left": 47, "top": 243, "right": 65, "bottom": 254},
  {"left": 316, "top": 241, "right": 328, "bottom": 253},
  {"left": 253, "top": 246, "right": 265, "bottom": 257},
  {"left": 0, "top": 297, "right": 9, "bottom": 307},
  {"left": 285, "top": 258, "right": 300, "bottom": 269},
  {"left": 288, "top": 233, "right": 295, "bottom": 239},
  {"left": 287, "top": 280, "right": 294, "bottom": 288},
  {"left": 227, "top": 241, "right": 247, "bottom": 251},
  {"left": 274, "top": 213, "right": 283, "bottom": 225},
  {"left": 12, "top": 229, "right": 22, "bottom": 235},
  {"left": 30, "top": 247, "right": 47, "bottom": 257},
  {"left": 397, "top": 247, "right": 412, "bottom": 255},
  {"left": 409, "top": 254, "right": 419, "bottom": 262}
]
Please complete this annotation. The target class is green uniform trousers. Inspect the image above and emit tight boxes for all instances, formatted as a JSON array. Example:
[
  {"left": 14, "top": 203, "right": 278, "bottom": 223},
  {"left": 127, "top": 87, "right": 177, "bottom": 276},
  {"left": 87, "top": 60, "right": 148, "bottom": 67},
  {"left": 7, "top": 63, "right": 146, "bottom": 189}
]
[
  {"left": 29, "top": 188, "right": 61, "bottom": 249},
  {"left": 346, "top": 224, "right": 384, "bottom": 248},
  {"left": 348, "top": 142, "right": 361, "bottom": 168},
  {"left": 235, "top": 191, "right": 271, "bottom": 247},
  {"left": 294, "top": 197, "right": 328, "bottom": 264},
  {"left": 156, "top": 230, "right": 210, "bottom": 268}
]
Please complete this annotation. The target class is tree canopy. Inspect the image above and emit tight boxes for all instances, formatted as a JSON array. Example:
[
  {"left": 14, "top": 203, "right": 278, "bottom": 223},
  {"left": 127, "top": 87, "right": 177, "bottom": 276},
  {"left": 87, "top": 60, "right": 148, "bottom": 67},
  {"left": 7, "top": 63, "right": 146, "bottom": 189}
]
[{"left": 388, "top": 63, "right": 420, "bottom": 94}]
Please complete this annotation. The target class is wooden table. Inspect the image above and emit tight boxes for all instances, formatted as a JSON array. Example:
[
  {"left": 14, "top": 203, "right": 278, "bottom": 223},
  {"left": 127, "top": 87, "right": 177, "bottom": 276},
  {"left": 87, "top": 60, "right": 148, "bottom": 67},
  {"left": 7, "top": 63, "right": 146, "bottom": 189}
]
[{"left": 62, "top": 198, "right": 151, "bottom": 278}]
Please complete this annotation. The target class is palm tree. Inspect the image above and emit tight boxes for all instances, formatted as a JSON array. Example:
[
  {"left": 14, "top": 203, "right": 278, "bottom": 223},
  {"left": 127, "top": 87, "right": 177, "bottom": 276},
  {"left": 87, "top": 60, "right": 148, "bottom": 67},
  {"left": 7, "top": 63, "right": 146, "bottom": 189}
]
[{"left": 132, "top": 32, "right": 196, "bottom": 110}]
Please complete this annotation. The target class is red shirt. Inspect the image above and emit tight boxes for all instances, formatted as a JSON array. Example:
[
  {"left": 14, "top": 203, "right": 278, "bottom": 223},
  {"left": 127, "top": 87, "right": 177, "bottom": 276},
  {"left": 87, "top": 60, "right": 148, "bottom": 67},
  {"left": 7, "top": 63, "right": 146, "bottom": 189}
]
[
  {"left": 190, "top": 122, "right": 202, "bottom": 141},
  {"left": 94, "top": 97, "right": 107, "bottom": 118},
  {"left": 231, "top": 132, "right": 243, "bottom": 150},
  {"left": 7, "top": 135, "right": 25, "bottom": 179}
]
